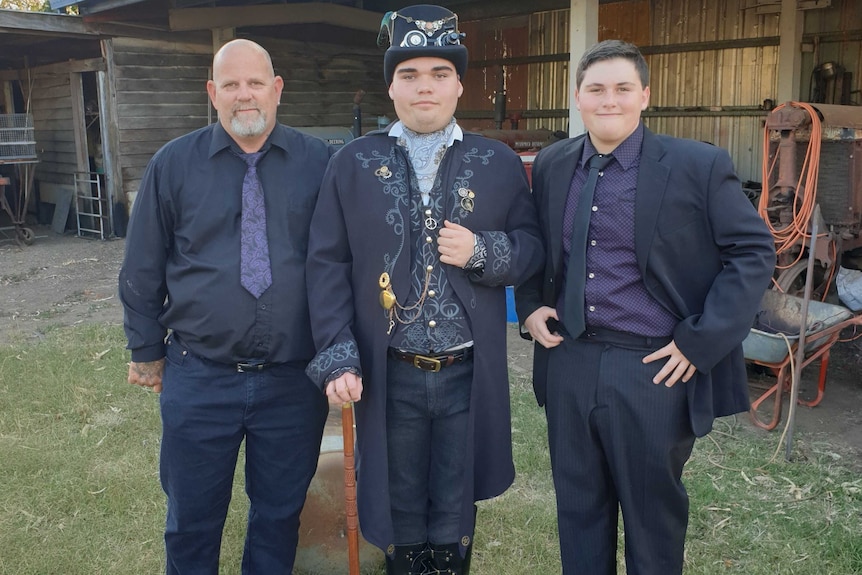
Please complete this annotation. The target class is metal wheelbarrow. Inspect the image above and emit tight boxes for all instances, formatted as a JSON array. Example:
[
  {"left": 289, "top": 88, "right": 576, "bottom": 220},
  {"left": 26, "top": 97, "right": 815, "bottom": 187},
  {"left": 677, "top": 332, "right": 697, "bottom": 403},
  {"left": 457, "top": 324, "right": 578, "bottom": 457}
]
[{"left": 744, "top": 290, "right": 862, "bottom": 430}]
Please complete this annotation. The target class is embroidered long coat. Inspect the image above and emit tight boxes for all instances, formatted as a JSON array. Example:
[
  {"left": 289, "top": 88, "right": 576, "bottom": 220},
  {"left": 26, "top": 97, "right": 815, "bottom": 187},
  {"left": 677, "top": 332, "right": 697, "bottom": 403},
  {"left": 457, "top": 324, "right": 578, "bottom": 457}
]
[{"left": 305, "top": 128, "right": 544, "bottom": 555}]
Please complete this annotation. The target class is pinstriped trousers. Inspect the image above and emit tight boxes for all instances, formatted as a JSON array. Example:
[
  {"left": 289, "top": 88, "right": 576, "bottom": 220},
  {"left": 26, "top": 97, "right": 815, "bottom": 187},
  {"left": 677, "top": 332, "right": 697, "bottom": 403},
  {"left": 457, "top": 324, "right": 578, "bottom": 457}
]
[{"left": 544, "top": 335, "right": 696, "bottom": 575}]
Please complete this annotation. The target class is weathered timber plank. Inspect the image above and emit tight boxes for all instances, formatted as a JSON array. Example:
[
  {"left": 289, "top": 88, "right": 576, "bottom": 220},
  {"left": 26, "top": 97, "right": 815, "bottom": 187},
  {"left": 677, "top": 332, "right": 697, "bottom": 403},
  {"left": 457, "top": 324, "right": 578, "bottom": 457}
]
[
  {"left": 120, "top": 116, "right": 209, "bottom": 130},
  {"left": 31, "top": 107, "right": 75, "bottom": 122},
  {"left": 117, "top": 103, "right": 211, "bottom": 117},
  {"left": 117, "top": 78, "right": 209, "bottom": 93},
  {"left": 118, "top": 91, "right": 207, "bottom": 105},
  {"left": 120, "top": 153, "right": 160, "bottom": 169},
  {"left": 115, "top": 66, "right": 212, "bottom": 81},
  {"left": 112, "top": 51, "right": 213, "bottom": 68},
  {"left": 33, "top": 130, "right": 76, "bottom": 144},
  {"left": 118, "top": 127, "right": 200, "bottom": 143},
  {"left": 29, "top": 84, "right": 73, "bottom": 100},
  {"left": 112, "top": 36, "right": 212, "bottom": 55}
]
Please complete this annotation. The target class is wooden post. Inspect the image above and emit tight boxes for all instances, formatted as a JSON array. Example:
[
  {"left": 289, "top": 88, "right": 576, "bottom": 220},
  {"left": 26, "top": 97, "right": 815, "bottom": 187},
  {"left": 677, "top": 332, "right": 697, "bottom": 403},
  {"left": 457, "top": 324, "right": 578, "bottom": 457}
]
[
  {"left": 568, "top": 0, "right": 599, "bottom": 138},
  {"left": 341, "top": 403, "right": 360, "bottom": 575}
]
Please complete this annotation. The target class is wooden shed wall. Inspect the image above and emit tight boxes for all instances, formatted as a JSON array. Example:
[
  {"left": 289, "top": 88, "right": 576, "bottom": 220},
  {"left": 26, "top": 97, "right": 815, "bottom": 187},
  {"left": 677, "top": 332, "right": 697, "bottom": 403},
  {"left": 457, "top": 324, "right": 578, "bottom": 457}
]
[
  {"left": 260, "top": 36, "right": 391, "bottom": 131},
  {"left": 28, "top": 73, "right": 76, "bottom": 188},
  {"left": 110, "top": 36, "right": 213, "bottom": 206},
  {"left": 115, "top": 34, "right": 392, "bottom": 208}
]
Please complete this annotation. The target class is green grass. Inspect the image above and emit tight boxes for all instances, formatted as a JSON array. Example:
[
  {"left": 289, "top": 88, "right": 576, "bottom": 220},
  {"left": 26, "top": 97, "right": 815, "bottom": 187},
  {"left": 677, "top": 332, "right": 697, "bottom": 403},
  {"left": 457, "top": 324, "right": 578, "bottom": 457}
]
[{"left": 1, "top": 325, "right": 860, "bottom": 574}]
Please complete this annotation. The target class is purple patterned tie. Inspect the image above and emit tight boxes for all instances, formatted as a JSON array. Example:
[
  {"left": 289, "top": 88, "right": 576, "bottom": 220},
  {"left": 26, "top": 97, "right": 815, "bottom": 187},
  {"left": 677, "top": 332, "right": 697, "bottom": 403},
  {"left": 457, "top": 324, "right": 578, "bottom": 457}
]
[{"left": 239, "top": 151, "right": 272, "bottom": 298}]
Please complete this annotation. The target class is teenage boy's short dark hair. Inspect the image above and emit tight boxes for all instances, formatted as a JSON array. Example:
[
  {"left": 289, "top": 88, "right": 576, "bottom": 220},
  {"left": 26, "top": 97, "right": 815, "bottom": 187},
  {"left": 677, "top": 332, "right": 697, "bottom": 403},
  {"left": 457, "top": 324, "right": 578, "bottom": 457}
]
[{"left": 575, "top": 39, "right": 650, "bottom": 90}]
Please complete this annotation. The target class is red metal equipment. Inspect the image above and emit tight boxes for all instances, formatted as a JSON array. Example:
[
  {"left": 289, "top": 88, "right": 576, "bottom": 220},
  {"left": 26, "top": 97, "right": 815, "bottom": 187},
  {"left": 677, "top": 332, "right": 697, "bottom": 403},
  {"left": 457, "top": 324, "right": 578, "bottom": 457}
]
[
  {"left": 748, "top": 102, "right": 862, "bottom": 431},
  {"left": 475, "top": 128, "right": 566, "bottom": 187},
  {"left": 745, "top": 287, "right": 862, "bottom": 430},
  {"left": 759, "top": 102, "right": 862, "bottom": 297}
]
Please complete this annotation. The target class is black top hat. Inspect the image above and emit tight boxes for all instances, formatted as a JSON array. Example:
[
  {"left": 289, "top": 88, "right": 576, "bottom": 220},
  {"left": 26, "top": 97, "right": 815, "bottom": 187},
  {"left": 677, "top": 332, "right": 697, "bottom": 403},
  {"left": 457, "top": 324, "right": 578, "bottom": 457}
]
[{"left": 378, "top": 4, "right": 468, "bottom": 86}]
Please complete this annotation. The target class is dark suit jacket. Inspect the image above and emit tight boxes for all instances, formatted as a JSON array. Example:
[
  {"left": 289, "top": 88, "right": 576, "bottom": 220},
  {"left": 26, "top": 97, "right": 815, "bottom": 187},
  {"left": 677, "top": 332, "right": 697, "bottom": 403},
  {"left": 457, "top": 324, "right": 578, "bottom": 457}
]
[{"left": 515, "top": 126, "right": 775, "bottom": 437}]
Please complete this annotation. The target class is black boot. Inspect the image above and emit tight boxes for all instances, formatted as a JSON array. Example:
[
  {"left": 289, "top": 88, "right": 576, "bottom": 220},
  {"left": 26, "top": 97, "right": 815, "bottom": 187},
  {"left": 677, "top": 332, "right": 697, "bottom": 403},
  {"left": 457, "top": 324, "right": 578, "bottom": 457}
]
[
  {"left": 428, "top": 542, "right": 472, "bottom": 575},
  {"left": 385, "top": 543, "right": 433, "bottom": 575}
]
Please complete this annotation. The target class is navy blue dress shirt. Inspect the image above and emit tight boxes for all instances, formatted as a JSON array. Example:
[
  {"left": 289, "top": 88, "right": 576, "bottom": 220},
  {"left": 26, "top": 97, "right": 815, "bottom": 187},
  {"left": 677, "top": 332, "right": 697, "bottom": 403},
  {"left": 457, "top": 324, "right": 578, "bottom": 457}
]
[
  {"left": 119, "top": 122, "right": 332, "bottom": 364},
  {"left": 560, "top": 124, "right": 677, "bottom": 337}
]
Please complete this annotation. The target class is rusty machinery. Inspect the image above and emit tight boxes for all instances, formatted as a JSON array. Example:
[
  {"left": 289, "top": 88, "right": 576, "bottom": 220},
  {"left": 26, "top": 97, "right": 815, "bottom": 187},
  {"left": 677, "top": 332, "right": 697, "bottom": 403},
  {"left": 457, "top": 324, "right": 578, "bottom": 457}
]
[{"left": 760, "top": 102, "right": 862, "bottom": 298}]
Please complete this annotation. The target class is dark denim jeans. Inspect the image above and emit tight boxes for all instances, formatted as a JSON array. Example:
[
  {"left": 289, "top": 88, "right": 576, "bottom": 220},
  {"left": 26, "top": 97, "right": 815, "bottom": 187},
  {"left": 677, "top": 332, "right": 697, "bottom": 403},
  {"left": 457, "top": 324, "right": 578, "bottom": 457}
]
[
  {"left": 386, "top": 355, "right": 473, "bottom": 545},
  {"left": 160, "top": 336, "right": 328, "bottom": 575}
]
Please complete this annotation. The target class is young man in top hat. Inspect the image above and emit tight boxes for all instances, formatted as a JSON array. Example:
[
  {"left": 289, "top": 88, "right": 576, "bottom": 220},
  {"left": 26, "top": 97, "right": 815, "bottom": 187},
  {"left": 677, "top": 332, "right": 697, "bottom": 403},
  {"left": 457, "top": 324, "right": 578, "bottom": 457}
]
[{"left": 304, "top": 5, "right": 543, "bottom": 574}]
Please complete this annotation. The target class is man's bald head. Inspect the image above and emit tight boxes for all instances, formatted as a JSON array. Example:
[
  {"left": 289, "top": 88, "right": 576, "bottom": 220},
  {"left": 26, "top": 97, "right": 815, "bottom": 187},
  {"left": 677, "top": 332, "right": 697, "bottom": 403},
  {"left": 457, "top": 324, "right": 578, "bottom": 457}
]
[
  {"left": 213, "top": 39, "right": 275, "bottom": 82},
  {"left": 206, "top": 39, "right": 284, "bottom": 152}
]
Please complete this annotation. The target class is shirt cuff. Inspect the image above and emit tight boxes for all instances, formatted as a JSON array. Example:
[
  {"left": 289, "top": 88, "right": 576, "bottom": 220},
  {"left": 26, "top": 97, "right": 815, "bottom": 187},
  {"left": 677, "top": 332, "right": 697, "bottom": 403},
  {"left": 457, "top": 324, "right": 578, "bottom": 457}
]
[
  {"left": 464, "top": 233, "right": 487, "bottom": 271},
  {"left": 130, "top": 342, "right": 166, "bottom": 363},
  {"left": 324, "top": 366, "right": 361, "bottom": 384}
]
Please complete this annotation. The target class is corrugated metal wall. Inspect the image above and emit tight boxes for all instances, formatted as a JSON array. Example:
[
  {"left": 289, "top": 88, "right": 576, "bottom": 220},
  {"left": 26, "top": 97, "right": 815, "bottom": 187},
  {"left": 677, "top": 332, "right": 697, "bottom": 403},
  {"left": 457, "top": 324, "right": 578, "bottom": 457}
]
[
  {"left": 514, "top": 0, "right": 861, "bottom": 182},
  {"left": 800, "top": 0, "right": 862, "bottom": 106},
  {"left": 646, "top": 0, "right": 780, "bottom": 182},
  {"left": 527, "top": 11, "right": 569, "bottom": 133},
  {"left": 519, "top": 0, "right": 784, "bottom": 182}
]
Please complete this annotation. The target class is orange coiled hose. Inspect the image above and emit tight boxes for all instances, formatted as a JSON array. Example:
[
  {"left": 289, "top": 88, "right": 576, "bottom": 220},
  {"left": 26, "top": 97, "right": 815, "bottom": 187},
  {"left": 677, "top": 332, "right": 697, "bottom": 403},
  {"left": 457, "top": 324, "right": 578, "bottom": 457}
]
[{"left": 758, "top": 101, "right": 823, "bottom": 270}]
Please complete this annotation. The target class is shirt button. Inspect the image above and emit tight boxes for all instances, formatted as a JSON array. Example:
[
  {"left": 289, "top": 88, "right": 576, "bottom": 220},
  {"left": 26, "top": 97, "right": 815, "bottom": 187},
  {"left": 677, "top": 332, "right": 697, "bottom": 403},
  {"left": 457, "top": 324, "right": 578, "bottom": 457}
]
[
  {"left": 592, "top": 205, "right": 598, "bottom": 211},
  {"left": 429, "top": 320, "right": 437, "bottom": 328},
  {"left": 426, "top": 236, "right": 433, "bottom": 243},
  {"left": 588, "top": 272, "right": 595, "bottom": 279},
  {"left": 426, "top": 265, "right": 434, "bottom": 272},
  {"left": 428, "top": 290, "right": 436, "bottom": 297},
  {"left": 588, "top": 305, "right": 595, "bottom": 312},
  {"left": 590, "top": 240, "right": 597, "bottom": 246},
  {"left": 425, "top": 209, "right": 432, "bottom": 216},
  {"left": 260, "top": 304, "right": 266, "bottom": 309}
]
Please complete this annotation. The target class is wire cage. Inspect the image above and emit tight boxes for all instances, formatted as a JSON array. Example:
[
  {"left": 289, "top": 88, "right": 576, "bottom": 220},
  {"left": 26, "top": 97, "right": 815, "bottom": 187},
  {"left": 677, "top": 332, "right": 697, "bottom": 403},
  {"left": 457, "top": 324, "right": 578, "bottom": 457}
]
[
  {"left": 0, "top": 114, "right": 38, "bottom": 245},
  {"left": 0, "top": 113, "right": 37, "bottom": 162}
]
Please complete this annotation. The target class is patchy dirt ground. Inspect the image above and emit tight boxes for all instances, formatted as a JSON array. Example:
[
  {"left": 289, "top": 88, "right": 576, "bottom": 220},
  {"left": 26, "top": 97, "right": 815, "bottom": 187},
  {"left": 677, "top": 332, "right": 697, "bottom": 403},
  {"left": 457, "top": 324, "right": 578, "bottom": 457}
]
[
  {"left": 1, "top": 224, "right": 860, "bottom": 469},
  {"left": 1, "top": 225, "right": 125, "bottom": 342}
]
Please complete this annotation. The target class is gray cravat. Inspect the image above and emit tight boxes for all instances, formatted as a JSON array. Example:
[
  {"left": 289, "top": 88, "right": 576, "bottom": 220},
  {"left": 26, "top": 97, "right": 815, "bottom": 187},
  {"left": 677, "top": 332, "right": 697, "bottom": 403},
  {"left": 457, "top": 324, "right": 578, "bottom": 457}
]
[
  {"left": 239, "top": 151, "right": 272, "bottom": 298},
  {"left": 563, "top": 153, "right": 614, "bottom": 337}
]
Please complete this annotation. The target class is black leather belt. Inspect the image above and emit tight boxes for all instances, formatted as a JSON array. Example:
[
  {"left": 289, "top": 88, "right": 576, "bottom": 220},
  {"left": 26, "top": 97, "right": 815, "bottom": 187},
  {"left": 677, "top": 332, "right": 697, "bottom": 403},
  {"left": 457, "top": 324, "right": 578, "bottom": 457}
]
[
  {"left": 579, "top": 326, "right": 673, "bottom": 349},
  {"left": 389, "top": 347, "right": 474, "bottom": 372},
  {"left": 236, "top": 362, "right": 275, "bottom": 373},
  {"left": 168, "top": 334, "right": 279, "bottom": 374}
]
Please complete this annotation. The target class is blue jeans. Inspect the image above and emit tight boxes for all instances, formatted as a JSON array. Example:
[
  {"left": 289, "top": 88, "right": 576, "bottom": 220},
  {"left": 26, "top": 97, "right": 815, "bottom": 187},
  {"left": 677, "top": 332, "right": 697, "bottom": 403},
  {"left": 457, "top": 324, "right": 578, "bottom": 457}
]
[
  {"left": 160, "top": 335, "right": 328, "bottom": 575},
  {"left": 386, "top": 355, "right": 473, "bottom": 545}
]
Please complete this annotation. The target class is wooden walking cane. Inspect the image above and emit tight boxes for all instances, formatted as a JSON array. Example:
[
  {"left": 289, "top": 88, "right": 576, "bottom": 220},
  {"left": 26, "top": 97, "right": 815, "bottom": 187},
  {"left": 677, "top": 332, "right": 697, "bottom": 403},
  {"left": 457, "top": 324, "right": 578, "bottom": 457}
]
[{"left": 342, "top": 402, "right": 361, "bottom": 575}]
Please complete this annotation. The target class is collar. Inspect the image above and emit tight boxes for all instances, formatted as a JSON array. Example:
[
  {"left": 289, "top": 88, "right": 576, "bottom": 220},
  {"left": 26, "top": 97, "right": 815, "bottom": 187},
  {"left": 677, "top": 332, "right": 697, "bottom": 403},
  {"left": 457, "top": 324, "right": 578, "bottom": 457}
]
[
  {"left": 581, "top": 122, "right": 644, "bottom": 171},
  {"left": 208, "top": 121, "right": 287, "bottom": 159},
  {"left": 388, "top": 119, "right": 463, "bottom": 147}
]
